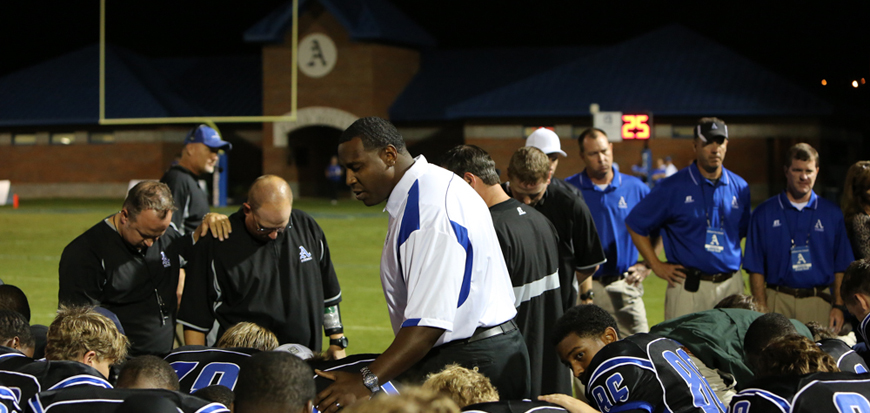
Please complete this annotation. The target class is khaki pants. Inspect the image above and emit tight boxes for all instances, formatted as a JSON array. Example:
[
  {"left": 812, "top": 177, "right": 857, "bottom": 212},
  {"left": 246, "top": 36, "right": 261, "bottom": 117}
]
[
  {"left": 766, "top": 288, "right": 831, "bottom": 326},
  {"left": 665, "top": 271, "right": 744, "bottom": 320},
  {"left": 591, "top": 278, "right": 649, "bottom": 335}
]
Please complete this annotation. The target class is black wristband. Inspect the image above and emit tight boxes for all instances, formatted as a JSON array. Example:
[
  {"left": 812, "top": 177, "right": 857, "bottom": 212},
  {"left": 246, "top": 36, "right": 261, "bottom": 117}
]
[{"left": 833, "top": 304, "right": 849, "bottom": 314}]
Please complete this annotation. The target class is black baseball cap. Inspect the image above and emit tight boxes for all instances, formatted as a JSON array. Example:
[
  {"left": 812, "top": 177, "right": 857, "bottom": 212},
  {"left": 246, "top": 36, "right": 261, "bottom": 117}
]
[{"left": 695, "top": 119, "right": 728, "bottom": 143}]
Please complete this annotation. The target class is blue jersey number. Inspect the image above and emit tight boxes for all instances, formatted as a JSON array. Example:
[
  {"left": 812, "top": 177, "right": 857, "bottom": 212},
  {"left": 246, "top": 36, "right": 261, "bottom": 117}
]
[
  {"left": 191, "top": 362, "right": 241, "bottom": 392},
  {"left": 170, "top": 361, "right": 241, "bottom": 392},
  {"left": 834, "top": 393, "right": 870, "bottom": 413},
  {"left": 663, "top": 349, "right": 725, "bottom": 413},
  {"left": 590, "top": 372, "right": 629, "bottom": 412}
]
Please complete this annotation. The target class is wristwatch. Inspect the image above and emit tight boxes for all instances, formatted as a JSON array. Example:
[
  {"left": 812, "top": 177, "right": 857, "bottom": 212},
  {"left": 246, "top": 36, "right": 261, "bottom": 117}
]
[
  {"left": 580, "top": 290, "right": 595, "bottom": 301},
  {"left": 329, "top": 336, "right": 349, "bottom": 349},
  {"left": 361, "top": 366, "right": 380, "bottom": 393}
]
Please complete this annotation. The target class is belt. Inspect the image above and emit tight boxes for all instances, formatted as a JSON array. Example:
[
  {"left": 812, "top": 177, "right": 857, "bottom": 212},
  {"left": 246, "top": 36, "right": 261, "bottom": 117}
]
[
  {"left": 679, "top": 266, "right": 735, "bottom": 283},
  {"left": 768, "top": 284, "right": 833, "bottom": 302},
  {"left": 596, "top": 274, "right": 626, "bottom": 286},
  {"left": 463, "top": 320, "right": 518, "bottom": 344},
  {"left": 698, "top": 272, "right": 735, "bottom": 283}
]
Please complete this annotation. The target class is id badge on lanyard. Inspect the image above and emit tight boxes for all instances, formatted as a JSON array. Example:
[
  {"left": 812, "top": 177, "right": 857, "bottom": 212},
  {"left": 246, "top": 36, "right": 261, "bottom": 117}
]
[
  {"left": 702, "top": 183, "right": 725, "bottom": 254},
  {"left": 705, "top": 228, "right": 725, "bottom": 253},
  {"left": 791, "top": 245, "right": 812, "bottom": 272}
]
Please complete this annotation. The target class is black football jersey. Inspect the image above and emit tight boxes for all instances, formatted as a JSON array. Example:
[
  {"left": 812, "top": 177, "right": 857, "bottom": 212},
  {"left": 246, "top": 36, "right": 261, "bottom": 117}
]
[
  {"left": 309, "top": 354, "right": 399, "bottom": 395},
  {"left": 164, "top": 345, "right": 259, "bottom": 393},
  {"left": 0, "top": 348, "right": 110, "bottom": 410},
  {"left": 1, "top": 385, "right": 20, "bottom": 413},
  {"left": 462, "top": 400, "right": 568, "bottom": 412},
  {"left": 730, "top": 372, "right": 870, "bottom": 413},
  {"left": 25, "top": 387, "right": 229, "bottom": 413},
  {"left": 584, "top": 334, "right": 726, "bottom": 413},
  {"left": 817, "top": 339, "right": 869, "bottom": 374}
]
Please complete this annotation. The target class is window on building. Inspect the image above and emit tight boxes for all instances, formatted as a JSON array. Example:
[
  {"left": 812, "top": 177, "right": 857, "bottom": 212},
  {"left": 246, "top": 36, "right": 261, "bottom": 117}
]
[
  {"left": 89, "top": 133, "right": 115, "bottom": 144},
  {"left": 51, "top": 133, "right": 76, "bottom": 145},
  {"left": 13, "top": 134, "right": 36, "bottom": 145}
]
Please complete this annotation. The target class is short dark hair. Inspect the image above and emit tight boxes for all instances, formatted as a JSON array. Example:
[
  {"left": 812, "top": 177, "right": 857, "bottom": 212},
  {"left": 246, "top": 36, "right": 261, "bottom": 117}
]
[
  {"left": 0, "top": 285, "right": 31, "bottom": 322},
  {"left": 123, "top": 181, "right": 175, "bottom": 221},
  {"left": 193, "top": 385, "right": 235, "bottom": 408},
  {"left": 339, "top": 116, "right": 406, "bottom": 153},
  {"left": 116, "top": 355, "right": 180, "bottom": 391},
  {"left": 440, "top": 145, "right": 501, "bottom": 186},
  {"left": 0, "top": 309, "right": 33, "bottom": 349},
  {"left": 552, "top": 304, "right": 620, "bottom": 346},
  {"left": 507, "top": 146, "right": 550, "bottom": 184},
  {"left": 744, "top": 313, "right": 799, "bottom": 367},
  {"left": 842, "top": 259, "right": 870, "bottom": 306},
  {"left": 714, "top": 294, "right": 759, "bottom": 311},
  {"left": 785, "top": 143, "right": 819, "bottom": 168},
  {"left": 577, "top": 128, "right": 607, "bottom": 153},
  {"left": 235, "top": 351, "right": 315, "bottom": 413}
]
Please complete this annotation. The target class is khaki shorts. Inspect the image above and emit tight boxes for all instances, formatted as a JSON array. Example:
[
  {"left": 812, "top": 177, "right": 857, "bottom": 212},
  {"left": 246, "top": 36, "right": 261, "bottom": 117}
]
[
  {"left": 766, "top": 288, "right": 831, "bottom": 326},
  {"left": 591, "top": 278, "right": 649, "bottom": 335},
  {"left": 665, "top": 271, "right": 744, "bottom": 320}
]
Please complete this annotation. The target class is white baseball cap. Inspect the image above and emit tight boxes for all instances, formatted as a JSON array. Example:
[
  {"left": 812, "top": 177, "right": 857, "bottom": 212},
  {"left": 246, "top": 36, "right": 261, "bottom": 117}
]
[
  {"left": 274, "top": 343, "right": 315, "bottom": 360},
  {"left": 526, "top": 128, "right": 567, "bottom": 157}
]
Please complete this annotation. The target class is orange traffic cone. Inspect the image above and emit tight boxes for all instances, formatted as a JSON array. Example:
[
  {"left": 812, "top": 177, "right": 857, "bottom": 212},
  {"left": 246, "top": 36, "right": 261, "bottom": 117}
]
[{"left": 12, "top": 194, "right": 18, "bottom": 209}]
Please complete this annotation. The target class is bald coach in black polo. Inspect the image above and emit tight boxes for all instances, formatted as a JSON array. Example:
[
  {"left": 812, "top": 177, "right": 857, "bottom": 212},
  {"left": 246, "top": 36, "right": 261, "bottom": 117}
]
[{"left": 178, "top": 175, "right": 347, "bottom": 358}]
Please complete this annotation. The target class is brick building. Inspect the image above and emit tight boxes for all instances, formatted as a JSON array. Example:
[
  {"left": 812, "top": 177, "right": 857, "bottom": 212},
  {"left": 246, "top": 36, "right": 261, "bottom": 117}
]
[{"left": 0, "top": 1, "right": 858, "bottom": 201}]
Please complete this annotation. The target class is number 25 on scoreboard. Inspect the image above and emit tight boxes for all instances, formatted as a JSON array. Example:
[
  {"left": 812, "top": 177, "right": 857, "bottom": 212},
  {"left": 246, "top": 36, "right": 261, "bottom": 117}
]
[{"left": 622, "top": 114, "right": 651, "bottom": 140}]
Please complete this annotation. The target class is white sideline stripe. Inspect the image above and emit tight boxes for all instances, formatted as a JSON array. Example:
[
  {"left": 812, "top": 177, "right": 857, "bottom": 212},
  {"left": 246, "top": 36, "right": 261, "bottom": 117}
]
[{"left": 513, "top": 271, "right": 560, "bottom": 307}]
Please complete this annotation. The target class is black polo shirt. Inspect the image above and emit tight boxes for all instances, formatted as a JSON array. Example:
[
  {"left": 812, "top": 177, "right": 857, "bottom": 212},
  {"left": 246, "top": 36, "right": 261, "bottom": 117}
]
[
  {"left": 161, "top": 165, "right": 210, "bottom": 236},
  {"left": 58, "top": 218, "right": 188, "bottom": 356},
  {"left": 503, "top": 182, "right": 606, "bottom": 310},
  {"left": 550, "top": 176, "right": 585, "bottom": 201},
  {"left": 489, "top": 198, "right": 570, "bottom": 397},
  {"left": 178, "top": 208, "right": 342, "bottom": 351}
]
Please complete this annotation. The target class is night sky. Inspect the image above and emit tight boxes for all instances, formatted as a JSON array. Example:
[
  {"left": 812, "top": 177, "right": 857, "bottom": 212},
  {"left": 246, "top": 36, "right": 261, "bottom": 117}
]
[{"left": 2, "top": 1, "right": 867, "bottom": 109}]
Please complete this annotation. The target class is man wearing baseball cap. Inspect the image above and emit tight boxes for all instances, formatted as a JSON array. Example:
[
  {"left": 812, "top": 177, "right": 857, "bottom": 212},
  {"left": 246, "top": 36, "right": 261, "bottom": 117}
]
[
  {"left": 626, "top": 117, "right": 750, "bottom": 320},
  {"left": 525, "top": 128, "right": 584, "bottom": 201},
  {"left": 161, "top": 125, "right": 232, "bottom": 235}
]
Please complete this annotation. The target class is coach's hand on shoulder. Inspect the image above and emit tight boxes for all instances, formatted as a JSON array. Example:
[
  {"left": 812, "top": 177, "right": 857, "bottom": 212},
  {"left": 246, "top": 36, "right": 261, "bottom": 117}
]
[
  {"left": 315, "top": 370, "right": 369, "bottom": 413},
  {"left": 539, "top": 394, "right": 600, "bottom": 413},
  {"left": 651, "top": 262, "right": 686, "bottom": 288},
  {"left": 195, "top": 213, "right": 232, "bottom": 242}
]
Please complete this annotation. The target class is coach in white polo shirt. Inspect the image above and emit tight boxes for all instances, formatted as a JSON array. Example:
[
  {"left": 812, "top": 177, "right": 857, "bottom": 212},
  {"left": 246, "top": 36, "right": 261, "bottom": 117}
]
[{"left": 314, "top": 117, "right": 530, "bottom": 412}]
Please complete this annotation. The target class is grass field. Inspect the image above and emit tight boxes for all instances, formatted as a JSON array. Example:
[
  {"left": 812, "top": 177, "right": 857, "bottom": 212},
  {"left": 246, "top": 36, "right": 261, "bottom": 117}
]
[{"left": 0, "top": 198, "right": 729, "bottom": 354}]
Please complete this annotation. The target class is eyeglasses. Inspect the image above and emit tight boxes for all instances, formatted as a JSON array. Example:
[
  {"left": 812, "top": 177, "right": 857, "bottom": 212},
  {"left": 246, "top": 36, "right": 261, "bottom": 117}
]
[{"left": 251, "top": 213, "right": 288, "bottom": 234}]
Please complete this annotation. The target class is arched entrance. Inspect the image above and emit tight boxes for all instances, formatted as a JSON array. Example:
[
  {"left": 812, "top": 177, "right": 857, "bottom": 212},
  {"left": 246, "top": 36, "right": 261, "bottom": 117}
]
[{"left": 285, "top": 125, "right": 344, "bottom": 198}]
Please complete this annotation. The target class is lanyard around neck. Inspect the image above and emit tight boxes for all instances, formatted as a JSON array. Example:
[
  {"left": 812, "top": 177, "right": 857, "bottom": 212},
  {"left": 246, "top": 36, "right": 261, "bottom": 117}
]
[{"left": 780, "top": 194, "right": 815, "bottom": 248}]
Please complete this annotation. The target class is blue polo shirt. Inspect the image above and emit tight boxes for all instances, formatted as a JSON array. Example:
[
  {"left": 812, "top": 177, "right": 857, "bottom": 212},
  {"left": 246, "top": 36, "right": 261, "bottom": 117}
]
[
  {"left": 566, "top": 169, "right": 649, "bottom": 277},
  {"left": 625, "top": 162, "right": 750, "bottom": 274},
  {"left": 743, "top": 191, "right": 854, "bottom": 288}
]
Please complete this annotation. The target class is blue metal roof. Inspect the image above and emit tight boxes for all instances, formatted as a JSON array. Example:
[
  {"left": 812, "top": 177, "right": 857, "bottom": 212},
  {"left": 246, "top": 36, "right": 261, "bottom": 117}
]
[
  {"left": 244, "top": 0, "right": 436, "bottom": 48},
  {"left": 0, "top": 45, "right": 261, "bottom": 127},
  {"left": 390, "top": 25, "right": 833, "bottom": 121}
]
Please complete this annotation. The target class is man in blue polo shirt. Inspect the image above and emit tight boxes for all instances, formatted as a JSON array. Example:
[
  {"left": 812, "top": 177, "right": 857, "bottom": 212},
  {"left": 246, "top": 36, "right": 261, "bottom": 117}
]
[
  {"left": 626, "top": 117, "right": 750, "bottom": 320},
  {"left": 744, "top": 143, "right": 853, "bottom": 329},
  {"left": 566, "top": 128, "right": 651, "bottom": 334}
]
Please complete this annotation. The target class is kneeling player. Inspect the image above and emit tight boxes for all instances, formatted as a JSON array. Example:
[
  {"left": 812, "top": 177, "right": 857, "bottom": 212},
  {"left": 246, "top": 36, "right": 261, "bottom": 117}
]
[
  {"left": 0, "top": 306, "right": 126, "bottom": 408},
  {"left": 165, "top": 322, "right": 276, "bottom": 393},
  {"left": 729, "top": 335, "right": 870, "bottom": 413},
  {"left": 539, "top": 305, "right": 726, "bottom": 413}
]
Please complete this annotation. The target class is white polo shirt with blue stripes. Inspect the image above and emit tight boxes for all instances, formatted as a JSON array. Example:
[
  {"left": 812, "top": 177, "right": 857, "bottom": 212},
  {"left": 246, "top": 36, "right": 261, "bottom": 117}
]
[{"left": 381, "top": 155, "right": 517, "bottom": 347}]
